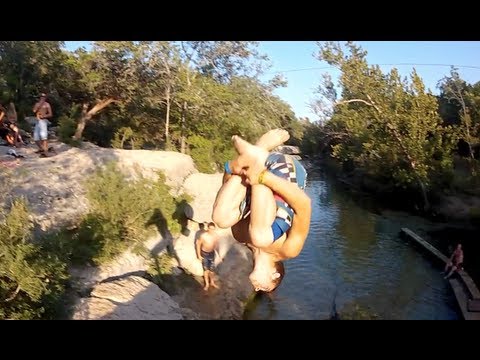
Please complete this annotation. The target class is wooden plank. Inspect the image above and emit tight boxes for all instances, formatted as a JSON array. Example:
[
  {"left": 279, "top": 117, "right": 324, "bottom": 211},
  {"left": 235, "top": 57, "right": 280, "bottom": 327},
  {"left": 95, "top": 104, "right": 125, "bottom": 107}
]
[
  {"left": 400, "top": 228, "right": 449, "bottom": 263},
  {"left": 401, "top": 227, "right": 480, "bottom": 320},
  {"left": 449, "top": 278, "right": 480, "bottom": 320},
  {"left": 458, "top": 270, "right": 480, "bottom": 299},
  {"left": 468, "top": 299, "right": 480, "bottom": 312}
]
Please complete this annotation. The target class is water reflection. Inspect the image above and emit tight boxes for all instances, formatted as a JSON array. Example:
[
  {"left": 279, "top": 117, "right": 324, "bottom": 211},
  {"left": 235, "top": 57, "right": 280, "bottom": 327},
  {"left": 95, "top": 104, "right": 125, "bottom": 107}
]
[{"left": 244, "top": 168, "right": 459, "bottom": 320}]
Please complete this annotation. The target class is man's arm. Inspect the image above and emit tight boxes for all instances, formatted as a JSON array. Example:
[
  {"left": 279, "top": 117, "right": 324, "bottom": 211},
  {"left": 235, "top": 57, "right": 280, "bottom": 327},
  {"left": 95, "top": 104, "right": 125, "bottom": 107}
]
[
  {"left": 214, "top": 239, "right": 222, "bottom": 261},
  {"left": 260, "top": 171, "right": 311, "bottom": 259},
  {"left": 33, "top": 100, "right": 42, "bottom": 113},
  {"left": 44, "top": 103, "right": 53, "bottom": 119},
  {"left": 449, "top": 250, "right": 455, "bottom": 261},
  {"left": 196, "top": 237, "right": 203, "bottom": 260}
]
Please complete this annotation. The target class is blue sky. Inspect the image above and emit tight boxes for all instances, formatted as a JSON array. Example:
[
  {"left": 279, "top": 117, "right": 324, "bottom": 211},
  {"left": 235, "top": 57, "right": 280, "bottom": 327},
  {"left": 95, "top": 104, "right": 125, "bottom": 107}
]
[{"left": 64, "top": 41, "right": 480, "bottom": 120}]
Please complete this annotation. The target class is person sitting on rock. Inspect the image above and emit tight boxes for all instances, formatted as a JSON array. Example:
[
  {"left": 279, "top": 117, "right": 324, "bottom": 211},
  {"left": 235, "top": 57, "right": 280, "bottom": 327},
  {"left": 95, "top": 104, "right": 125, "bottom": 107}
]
[
  {"left": 5, "top": 102, "right": 24, "bottom": 147},
  {"left": 0, "top": 104, "right": 17, "bottom": 146}
]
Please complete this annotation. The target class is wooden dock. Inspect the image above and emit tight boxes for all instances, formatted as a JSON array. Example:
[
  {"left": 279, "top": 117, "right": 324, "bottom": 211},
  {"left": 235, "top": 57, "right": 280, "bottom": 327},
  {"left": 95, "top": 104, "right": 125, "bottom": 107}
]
[{"left": 400, "top": 227, "right": 480, "bottom": 320}]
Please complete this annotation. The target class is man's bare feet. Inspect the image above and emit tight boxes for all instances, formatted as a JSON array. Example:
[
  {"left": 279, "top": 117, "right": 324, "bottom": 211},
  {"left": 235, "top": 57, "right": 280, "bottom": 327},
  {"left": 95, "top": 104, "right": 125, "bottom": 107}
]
[
  {"left": 211, "top": 282, "right": 220, "bottom": 289},
  {"left": 231, "top": 135, "right": 269, "bottom": 171},
  {"left": 203, "top": 285, "right": 209, "bottom": 291},
  {"left": 255, "top": 129, "right": 290, "bottom": 151}
]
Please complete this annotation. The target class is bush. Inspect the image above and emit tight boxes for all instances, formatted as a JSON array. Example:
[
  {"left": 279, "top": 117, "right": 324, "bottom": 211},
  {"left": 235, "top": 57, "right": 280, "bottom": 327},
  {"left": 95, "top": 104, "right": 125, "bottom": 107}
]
[
  {"left": 1, "top": 163, "right": 192, "bottom": 318},
  {"left": 46, "top": 162, "right": 191, "bottom": 266},
  {"left": 0, "top": 199, "right": 69, "bottom": 320},
  {"left": 57, "top": 115, "right": 81, "bottom": 147},
  {"left": 189, "top": 135, "right": 236, "bottom": 173}
]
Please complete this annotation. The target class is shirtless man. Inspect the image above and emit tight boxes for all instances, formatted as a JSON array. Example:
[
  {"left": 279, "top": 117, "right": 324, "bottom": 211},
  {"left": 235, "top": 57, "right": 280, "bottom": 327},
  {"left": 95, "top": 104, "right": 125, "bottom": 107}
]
[
  {"left": 32, "top": 93, "right": 53, "bottom": 157},
  {"left": 444, "top": 243, "right": 464, "bottom": 279},
  {"left": 212, "top": 130, "right": 311, "bottom": 292},
  {"left": 196, "top": 222, "right": 221, "bottom": 291}
]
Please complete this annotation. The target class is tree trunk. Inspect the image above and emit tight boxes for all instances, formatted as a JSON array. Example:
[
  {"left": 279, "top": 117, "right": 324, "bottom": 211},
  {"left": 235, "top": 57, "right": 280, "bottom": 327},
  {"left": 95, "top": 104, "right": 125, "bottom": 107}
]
[
  {"left": 73, "top": 103, "right": 90, "bottom": 140},
  {"left": 165, "top": 84, "right": 171, "bottom": 149},
  {"left": 120, "top": 131, "right": 126, "bottom": 149},
  {"left": 180, "top": 101, "right": 187, "bottom": 154},
  {"left": 468, "top": 143, "right": 475, "bottom": 160},
  {"left": 73, "top": 98, "right": 116, "bottom": 140},
  {"left": 416, "top": 177, "right": 430, "bottom": 212},
  {"left": 17, "top": 64, "right": 24, "bottom": 105}
]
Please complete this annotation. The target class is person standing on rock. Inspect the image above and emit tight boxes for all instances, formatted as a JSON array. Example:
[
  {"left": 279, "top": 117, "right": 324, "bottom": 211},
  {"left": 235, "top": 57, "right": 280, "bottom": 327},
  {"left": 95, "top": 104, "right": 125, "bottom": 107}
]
[
  {"left": 196, "top": 222, "right": 221, "bottom": 291},
  {"left": 212, "top": 129, "right": 311, "bottom": 293},
  {"left": 32, "top": 93, "right": 53, "bottom": 157}
]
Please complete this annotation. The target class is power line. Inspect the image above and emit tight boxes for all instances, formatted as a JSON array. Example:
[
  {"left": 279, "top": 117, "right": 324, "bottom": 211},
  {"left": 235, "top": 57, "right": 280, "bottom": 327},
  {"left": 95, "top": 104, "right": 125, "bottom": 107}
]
[
  {"left": 267, "top": 63, "right": 480, "bottom": 74},
  {"left": 378, "top": 63, "right": 480, "bottom": 70}
]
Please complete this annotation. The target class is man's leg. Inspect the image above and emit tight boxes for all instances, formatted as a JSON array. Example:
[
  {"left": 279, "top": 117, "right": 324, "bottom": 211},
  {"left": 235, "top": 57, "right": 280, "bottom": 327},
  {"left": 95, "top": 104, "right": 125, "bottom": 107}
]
[
  {"left": 212, "top": 174, "right": 248, "bottom": 228},
  {"left": 255, "top": 129, "right": 290, "bottom": 151},
  {"left": 444, "top": 262, "right": 451, "bottom": 273},
  {"left": 445, "top": 265, "right": 457, "bottom": 279},
  {"left": 212, "top": 129, "right": 289, "bottom": 229},
  {"left": 203, "top": 270, "right": 210, "bottom": 291},
  {"left": 249, "top": 184, "right": 277, "bottom": 248},
  {"left": 34, "top": 123, "right": 42, "bottom": 151},
  {"left": 39, "top": 120, "right": 49, "bottom": 155},
  {"left": 209, "top": 271, "right": 219, "bottom": 289},
  {"left": 231, "top": 135, "right": 278, "bottom": 248}
]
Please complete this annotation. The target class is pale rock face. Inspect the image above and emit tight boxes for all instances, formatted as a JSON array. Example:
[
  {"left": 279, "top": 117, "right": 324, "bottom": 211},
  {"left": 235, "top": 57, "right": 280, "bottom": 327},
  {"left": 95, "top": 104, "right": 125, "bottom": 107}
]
[
  {"left": 69, "top": 235, "right": 170, "bottom": 289},
  {"left": 73, "top": 276, "right": 184, "bottom": 320},
  {"left": 182, "top": 173, "right": 224, "bottom": 223},
  {"left": 172, "top": 227, "right": 254, "bottom": 319},
  {"left": 2, "top": 143, "right": 197, "bottom": 233},
  {"left": 2, "top": 141, "right": 254, "bottom": 320}
]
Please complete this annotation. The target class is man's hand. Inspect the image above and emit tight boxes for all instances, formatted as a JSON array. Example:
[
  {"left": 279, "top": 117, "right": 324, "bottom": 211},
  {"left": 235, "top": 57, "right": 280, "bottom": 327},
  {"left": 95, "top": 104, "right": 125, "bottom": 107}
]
[{"left": 230, "top": 153, "right": 267, "bottom": 186}]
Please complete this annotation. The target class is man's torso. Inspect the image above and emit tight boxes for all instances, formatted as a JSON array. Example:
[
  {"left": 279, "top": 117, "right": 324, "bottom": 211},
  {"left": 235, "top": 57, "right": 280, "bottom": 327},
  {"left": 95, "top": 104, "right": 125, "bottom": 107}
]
[
  {"left": 35, "top": 102, "right": 51, "bottom": 118},
  {"left": 454, "top": 249, "right": 464, "bottom": 264},
  {"left": 200, "top": 231, "right": 218, "bottom": 253}
]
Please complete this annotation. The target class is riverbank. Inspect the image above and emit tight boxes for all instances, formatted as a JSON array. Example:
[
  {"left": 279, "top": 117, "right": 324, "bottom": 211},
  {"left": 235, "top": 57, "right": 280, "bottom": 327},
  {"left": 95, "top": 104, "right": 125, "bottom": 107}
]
[
  {"left": 313, "top": 154, "right": 480, "bottom": 226},
  {"left": 312, "top": 154, "right": 480, "bottom": 290}
]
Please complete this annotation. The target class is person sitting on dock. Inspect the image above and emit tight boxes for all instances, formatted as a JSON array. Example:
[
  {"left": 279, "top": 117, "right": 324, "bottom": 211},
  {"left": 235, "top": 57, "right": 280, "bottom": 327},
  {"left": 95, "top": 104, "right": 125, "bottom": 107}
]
[{"left": 444, "top": 243, "right": 464, "bottom": 279}]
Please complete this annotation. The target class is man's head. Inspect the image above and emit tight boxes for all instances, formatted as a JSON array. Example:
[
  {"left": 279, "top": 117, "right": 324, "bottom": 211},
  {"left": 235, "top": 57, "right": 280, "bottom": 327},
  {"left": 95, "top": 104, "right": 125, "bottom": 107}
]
[
  {"left": 207, "top": 222, "right": 216, "bottom": 231},
  {"left": 249, "top": 253, "right": 285, "bottom": 293},
  {"left": 456, "top": 243, "right": 462, "bottom": 250},
  {"left": 39, "top": 93, "right": 47, "bottom": 100}
]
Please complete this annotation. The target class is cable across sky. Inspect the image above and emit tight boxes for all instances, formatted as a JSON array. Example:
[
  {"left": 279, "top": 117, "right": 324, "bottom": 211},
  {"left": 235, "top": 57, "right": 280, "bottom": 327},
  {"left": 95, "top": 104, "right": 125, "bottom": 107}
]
[{"left": 267, "top": 63, "right": 480, "bottom": 75}]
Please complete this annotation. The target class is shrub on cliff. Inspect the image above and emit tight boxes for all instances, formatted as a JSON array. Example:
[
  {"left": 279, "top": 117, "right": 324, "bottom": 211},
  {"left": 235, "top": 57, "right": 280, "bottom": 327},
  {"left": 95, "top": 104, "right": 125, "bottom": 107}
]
[
  {"left": 46, "top": 162, "right": 190, "bottom": 266},
  {"left": 0, "top": 199, "right": 69, "bottom": 320}
]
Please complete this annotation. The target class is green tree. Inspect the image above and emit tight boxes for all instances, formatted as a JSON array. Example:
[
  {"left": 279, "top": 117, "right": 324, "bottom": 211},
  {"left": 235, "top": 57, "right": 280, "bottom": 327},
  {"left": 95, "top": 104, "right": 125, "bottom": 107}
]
[
  {"left": 133, "top": 42, "right": 183, "bottom": 149},
  {"left": 313, "top": 42, "right": 456, "bottom": 209},
  {"left": 0, "top": 41, "right": 77, "bottom": 121},
  {"left": 70, "top": 41, "right": 146, "bottom": 140},
  {"left": 438, "top": 67, "right": 480, "bottom": 164},
  {"left": 176, "top": 41, "right": 271, "bottom": 153}
]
